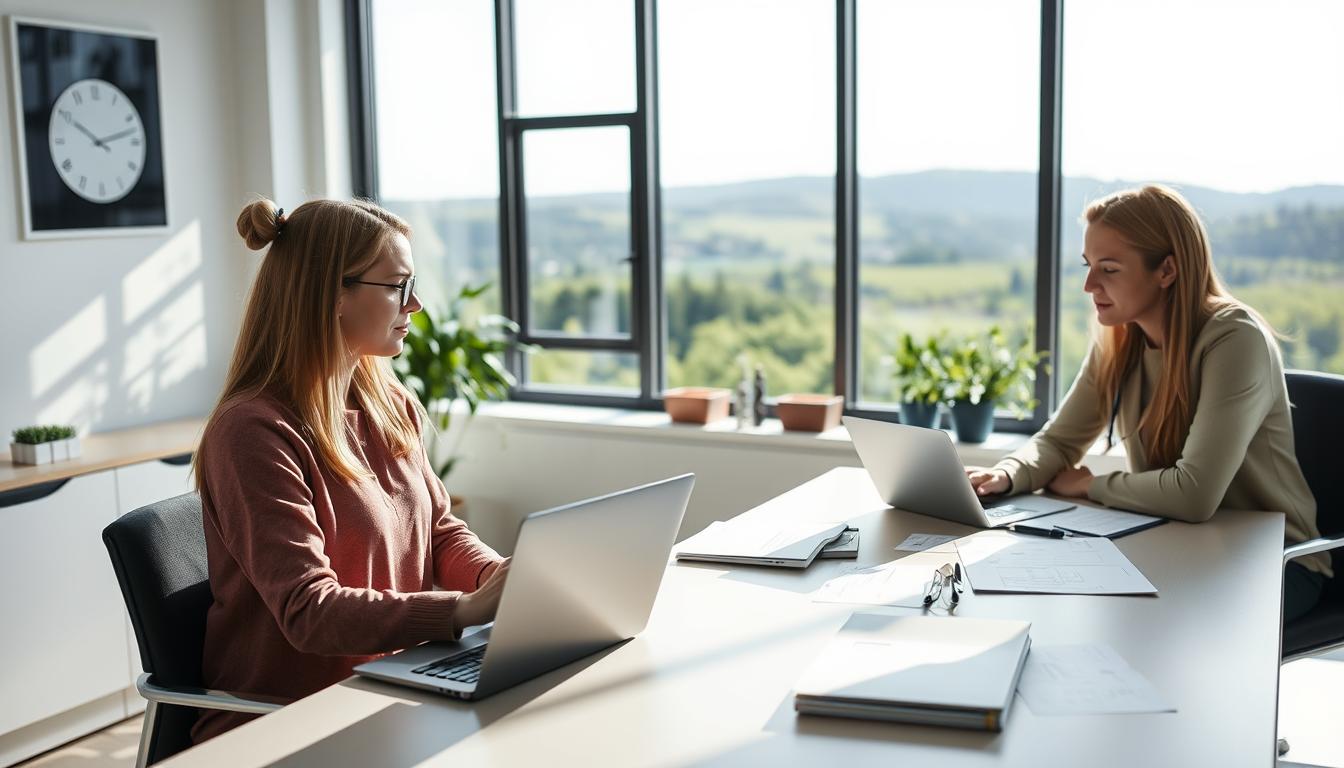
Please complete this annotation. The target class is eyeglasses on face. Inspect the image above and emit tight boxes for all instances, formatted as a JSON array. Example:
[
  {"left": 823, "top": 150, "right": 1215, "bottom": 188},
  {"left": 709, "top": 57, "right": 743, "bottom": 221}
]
[{"left": 342, "top": 274, "right": 417, "bottom": 308}]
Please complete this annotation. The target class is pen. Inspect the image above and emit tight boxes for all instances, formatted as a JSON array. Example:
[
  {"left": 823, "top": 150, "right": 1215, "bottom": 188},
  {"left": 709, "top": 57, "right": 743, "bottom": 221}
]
[{"left": 1008, "top": 524, "right": 1069, "bottom": 538}]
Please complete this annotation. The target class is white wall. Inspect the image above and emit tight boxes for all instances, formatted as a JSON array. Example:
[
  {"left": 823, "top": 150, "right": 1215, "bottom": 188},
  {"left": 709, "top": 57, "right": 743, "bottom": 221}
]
[
  {"left": 0, "top": 0, "right": 349, "bottom": 441},
  {"left": 447, "top": 418, "right": 864, "bottom": 554}
]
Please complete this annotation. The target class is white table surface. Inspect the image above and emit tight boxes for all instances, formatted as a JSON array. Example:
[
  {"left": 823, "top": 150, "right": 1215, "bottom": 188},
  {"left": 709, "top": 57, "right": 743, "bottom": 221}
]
[{"left": 162, "top": 467, "right": 1286, "bottom": 767}]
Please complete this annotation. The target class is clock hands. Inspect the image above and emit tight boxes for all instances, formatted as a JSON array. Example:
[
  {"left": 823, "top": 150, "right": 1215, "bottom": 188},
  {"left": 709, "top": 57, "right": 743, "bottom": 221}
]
[
  {"left": 96, "top": 128, "right": 138, "bottom": 145},
  {"left": 72, "top": 120, "right": 112, "bottom": 153}
]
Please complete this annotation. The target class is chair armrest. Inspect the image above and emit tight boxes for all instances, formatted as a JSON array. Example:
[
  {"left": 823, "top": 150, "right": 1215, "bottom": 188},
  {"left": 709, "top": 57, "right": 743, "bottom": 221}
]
[
  {"left": 1284, "top": 535, "right": 1344, "bottom": 566},
  {"left": 137, "top": 673, "right": 292, "bottom": 715}
]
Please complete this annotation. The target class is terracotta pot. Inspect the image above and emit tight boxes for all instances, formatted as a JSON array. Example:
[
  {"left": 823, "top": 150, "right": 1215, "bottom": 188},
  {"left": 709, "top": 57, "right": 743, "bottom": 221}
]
[
  {"left": 776, "top": 393, "right": 844, "bottom": 432},
  {"left": 662, "top": 387, "right": 732, "bottom": 424}
]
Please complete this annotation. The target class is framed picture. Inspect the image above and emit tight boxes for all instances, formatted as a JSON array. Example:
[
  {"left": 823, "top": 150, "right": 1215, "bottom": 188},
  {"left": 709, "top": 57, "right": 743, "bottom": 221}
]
[{"left": 7, "top": 16, "right": 168, "bottom": 239}]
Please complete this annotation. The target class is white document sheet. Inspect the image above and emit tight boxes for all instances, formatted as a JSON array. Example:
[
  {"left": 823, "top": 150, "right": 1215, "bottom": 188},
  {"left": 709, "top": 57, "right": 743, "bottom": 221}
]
[
  {"left": 894, "top": 533, "right": 960, "bottom": 553},
  {"left": 955, "top": 531, "right": 1157, "bottom": 595},
  {"left": 812, "top": 552, "right": 950, "bottom": 607},
  {"left": 1017, "top": 644, "right": 1176, "bottom": 715},
  {"left": 1035, "top": 505, "right": 1164, "bottom": 538},
  {"left": 674, "top": 520, "right": 847, "bottom": 561}
]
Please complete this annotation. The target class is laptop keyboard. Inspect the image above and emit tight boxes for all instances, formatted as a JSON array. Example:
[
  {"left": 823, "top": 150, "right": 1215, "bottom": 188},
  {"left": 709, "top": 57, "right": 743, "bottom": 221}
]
[
  {"left": 985, "top": 504, "right": 1020, "bottom": 518},
  {"left": 410, "top": 645, "right": 487, "bottom": 684}
]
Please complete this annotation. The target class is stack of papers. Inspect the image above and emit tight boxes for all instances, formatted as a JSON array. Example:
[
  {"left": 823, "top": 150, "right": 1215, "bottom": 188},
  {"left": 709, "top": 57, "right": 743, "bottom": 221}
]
[
  {"left": 673, "top": 520, "right": 847, "bottom": 568},
  {"left": 794, "top": 613, "right": 1032, "bottom": 731},
  {"left": 955, "top": 532, "right": 1157, "bottom": 595}
]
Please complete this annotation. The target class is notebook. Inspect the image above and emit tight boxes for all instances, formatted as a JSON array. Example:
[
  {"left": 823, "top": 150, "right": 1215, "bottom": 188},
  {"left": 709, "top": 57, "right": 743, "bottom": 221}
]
[
  {"left": 794, "top": 613, "right": 1032, "bottom": 731},
  {"left": 1032, "top": 505, "right": 1166, "bottom": 539},
  {"left": 673, "top": 520, "right": 848, "bottom": 568}
]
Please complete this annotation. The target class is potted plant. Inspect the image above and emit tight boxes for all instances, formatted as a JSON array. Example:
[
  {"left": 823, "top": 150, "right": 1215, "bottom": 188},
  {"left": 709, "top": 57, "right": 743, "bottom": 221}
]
[
  {"left": 891, "top": 332, "right": 948, "bottom": 429},
  {"left": 392, "top": 283, "right": 535, "bottom": 498},
  {"left": 10, "top": 424, "right": 80, "bottom": 465},
  {"left": 941, "top": 326, "right": 1046, "bottom": 443}
]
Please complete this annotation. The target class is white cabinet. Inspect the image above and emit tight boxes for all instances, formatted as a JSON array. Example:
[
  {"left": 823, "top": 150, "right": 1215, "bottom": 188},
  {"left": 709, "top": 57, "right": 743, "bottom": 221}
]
[
  {"left": 112, "top": 455, "right": 195, "bottom": 714},
  {"left": 0, "top": 471, "right": 132, "bottom": 734}
]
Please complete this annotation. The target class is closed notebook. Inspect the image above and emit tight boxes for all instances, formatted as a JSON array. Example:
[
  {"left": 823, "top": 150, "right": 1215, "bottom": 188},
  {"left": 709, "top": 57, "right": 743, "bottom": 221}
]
[
  {"left": 794, "top": 613, "right": 1032, "bottom": 732},
  {"left": 674, "top": 520, "right": 847, "bottom": 568}
]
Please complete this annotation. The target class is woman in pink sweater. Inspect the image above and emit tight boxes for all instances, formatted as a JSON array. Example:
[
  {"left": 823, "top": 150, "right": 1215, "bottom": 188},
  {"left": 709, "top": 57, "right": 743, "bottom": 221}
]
[{"left": 189, "top": 198, "right": 507, "bottom": 743}]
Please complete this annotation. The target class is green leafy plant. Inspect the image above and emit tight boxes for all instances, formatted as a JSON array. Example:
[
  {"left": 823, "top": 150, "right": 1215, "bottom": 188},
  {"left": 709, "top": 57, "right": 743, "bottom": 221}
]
[
  {"left": 392, "top": 283, "right": 536, "bottom": 481},
  {"left": 891, "top": 332, "right": 951, "bottom": 405},
  {"left": 12, "top": 425, "right": 76, "bottom": 444},
  {"left": 940, "top": 326, "right": 1048, "bottom": 418}
]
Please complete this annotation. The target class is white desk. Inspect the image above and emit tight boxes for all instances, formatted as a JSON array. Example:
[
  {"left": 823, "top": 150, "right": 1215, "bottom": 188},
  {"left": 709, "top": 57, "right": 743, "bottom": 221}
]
[{"left": 161, "top": 468, "right": 1285, "bottom": 767}]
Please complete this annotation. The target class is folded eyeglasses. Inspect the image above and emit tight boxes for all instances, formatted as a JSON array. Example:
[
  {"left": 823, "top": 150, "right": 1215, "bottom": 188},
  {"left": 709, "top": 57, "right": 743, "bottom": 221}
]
[{"left": 922, "top": 562, "right": 965, "bottom": 609}]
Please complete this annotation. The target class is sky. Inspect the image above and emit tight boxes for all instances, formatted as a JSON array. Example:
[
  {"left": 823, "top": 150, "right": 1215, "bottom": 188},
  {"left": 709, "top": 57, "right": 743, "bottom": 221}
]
[{"left": 372, "top": 0, "right": 1344, "bottom": 200}]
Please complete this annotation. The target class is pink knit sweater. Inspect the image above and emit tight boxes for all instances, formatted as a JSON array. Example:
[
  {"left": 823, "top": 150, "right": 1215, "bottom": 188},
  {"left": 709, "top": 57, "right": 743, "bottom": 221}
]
[{"left": 191, "top": 389, "right": 501, "bottom": 744}]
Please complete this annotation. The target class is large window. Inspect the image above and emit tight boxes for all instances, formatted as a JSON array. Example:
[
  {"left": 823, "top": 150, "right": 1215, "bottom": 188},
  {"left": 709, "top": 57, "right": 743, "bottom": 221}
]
[
  {"left": 499, "top": 0, "right": 647, "bottom": 395},
  {"left": 356, "top": 0, "right": 1344, "bottom": 426},
  {"left": 659, "top": 0, "right": 836, "bottom": 395},
  {"left": 1060, "top": 0, "right": 1344, "bottom": 398},
  {"left": 856, "top": 0, "right": 1040, "bottom": 406},
  {"left": 522, "top": 126, "right": 641, "bottom": 392},
  {"left": 370, "top": 0, "right": 500, "bottom": 316}
]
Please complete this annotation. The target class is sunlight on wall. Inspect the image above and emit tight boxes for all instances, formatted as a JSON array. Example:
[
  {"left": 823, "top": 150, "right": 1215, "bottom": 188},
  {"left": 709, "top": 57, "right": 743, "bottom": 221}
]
[
  {"left": 24, "top": 220, "right": 209, "bottom": 430},
  {"left": 30, "top": 296, "right": 107, "bottom": 399},
  {"left": 122, "top": 221, "right": 203, "bottom": 324},
  {"left": 123, "top": 282, "right": 207, "bottom": 412},
  {"left": 35, "top": 360, "right": 109, "bottom": 428}
]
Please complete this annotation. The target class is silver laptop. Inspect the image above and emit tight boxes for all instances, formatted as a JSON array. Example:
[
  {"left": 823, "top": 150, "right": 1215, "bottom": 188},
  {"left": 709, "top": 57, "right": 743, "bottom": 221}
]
[
  {"left": 354, "top": 473, "right": 694, "bottom": 700},
  {"left": 842, "top": 416, "right": 1073, "bottom": 527}
]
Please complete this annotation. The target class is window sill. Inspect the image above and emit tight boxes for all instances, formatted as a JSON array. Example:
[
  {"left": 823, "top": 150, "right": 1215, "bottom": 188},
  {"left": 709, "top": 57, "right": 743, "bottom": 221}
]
[{"left": 474, "top": 400, "right": 1128, "bottom": 472}]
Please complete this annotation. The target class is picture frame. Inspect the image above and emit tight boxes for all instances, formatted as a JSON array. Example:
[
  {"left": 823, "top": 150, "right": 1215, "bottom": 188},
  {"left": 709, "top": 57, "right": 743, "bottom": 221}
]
[{"left": 7, "top": 16, "right": 169, "bottom": 240}]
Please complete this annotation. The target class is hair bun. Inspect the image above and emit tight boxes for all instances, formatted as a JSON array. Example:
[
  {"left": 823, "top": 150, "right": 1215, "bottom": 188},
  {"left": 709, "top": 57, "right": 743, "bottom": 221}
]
[{"left": 237, "top": 198, "right": 281, "bottom": 250}]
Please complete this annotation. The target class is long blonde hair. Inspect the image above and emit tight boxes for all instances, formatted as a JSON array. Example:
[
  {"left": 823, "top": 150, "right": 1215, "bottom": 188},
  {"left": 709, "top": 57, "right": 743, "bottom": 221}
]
[
  {"left": 195, "top": 197, "right": 425, "bottom": 488},
  {"left": 1086, "top": 184, "right": 1272, "bottom": 467}
]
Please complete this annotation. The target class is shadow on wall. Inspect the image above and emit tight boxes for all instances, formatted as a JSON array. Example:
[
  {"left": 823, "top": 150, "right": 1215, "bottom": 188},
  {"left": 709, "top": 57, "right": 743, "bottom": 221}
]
[{"left": 12, "top": 220, "right": 214, "bottom": 436}]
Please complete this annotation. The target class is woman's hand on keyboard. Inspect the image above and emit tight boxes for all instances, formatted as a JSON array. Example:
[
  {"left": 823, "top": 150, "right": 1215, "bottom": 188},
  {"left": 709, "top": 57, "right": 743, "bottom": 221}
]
[
  {"left": 965, "top": 466, "right": 1011, "bottom": 496},
  {"left": 457, "top": 558, "right": 511, "bottom": 630}
]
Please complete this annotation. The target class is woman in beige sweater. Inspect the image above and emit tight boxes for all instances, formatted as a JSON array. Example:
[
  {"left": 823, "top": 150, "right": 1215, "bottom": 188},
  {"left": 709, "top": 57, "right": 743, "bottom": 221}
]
[{"left": 966, "top": 185, "right": 1329, "bottom": 622}]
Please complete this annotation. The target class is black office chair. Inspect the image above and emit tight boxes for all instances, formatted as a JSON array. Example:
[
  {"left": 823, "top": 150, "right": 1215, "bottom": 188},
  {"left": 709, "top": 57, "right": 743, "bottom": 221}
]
[
  {"left": 1278, "top": 370, "right": 1344, "bottom": 756},
  {"left": 103, "top": 492, "right": 289, "bottom": 767}
]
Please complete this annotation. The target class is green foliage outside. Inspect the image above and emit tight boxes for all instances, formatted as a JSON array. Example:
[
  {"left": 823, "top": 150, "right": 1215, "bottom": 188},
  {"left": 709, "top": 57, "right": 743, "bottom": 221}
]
[{"left": 386, "top": 178, "right": 1344, "bottom": 408}]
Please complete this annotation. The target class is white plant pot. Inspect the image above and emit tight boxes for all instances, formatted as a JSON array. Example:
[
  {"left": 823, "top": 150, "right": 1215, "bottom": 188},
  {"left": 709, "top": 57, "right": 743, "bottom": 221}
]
[
  {"left": 62, "top": 437, "right": 81, "bottom": 459},
  {"left": 50, "top": 439, "right": 69, "bottom": 461},
  {"left": 10, "top": 441, "right": 54, "bottom": 465}
]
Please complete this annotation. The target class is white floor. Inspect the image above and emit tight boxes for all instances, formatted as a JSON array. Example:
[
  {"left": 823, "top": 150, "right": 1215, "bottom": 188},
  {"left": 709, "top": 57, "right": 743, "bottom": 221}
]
[
  {"left": 14, "top": 654, "right": 1344, "bottom": 768},
  {"left": 1277, "top": 649, "right": 1344, "bottom": 768},
  {"left": 15, "top": 715, "right": 140, "bottom": 768}
]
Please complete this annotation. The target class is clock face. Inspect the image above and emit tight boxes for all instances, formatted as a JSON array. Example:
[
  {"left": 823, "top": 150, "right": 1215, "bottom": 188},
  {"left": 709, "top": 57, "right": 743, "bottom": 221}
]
[{"left": 47, "top": 78, "right": 147, "bottom": 204}]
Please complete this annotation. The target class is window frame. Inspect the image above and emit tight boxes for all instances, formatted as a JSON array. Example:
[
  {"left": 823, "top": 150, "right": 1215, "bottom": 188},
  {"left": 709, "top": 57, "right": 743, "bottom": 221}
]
[{"left": 349, "top": 0, "right": 1064, "bottom": 431}]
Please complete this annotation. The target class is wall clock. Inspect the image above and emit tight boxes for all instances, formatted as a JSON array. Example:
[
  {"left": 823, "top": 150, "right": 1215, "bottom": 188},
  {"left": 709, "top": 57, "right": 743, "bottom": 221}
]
[{"left": 8, "top": 17, "right": 168, "bottom": 239}]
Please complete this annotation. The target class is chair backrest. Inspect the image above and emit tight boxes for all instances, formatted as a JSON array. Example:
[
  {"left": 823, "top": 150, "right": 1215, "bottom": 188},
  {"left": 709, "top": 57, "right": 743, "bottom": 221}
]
[
  {"left": 1285, "top": 370, "right": 1344, "bottom": 585},
  {"left": 103, "top": 491, "right": 212, "bottom": 763}
]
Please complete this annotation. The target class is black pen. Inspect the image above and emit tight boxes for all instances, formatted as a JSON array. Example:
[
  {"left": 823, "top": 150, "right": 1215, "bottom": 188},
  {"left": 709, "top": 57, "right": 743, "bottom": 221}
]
[{"left": 1008, "top": 524, "right": 1069, "bottom": 538}]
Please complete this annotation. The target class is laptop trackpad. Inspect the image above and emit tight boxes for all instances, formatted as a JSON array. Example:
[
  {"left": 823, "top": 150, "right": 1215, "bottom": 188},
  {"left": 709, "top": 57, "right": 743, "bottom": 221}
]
[{"left": 384, "top": 626, "right": 492, "bottom": 670}]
